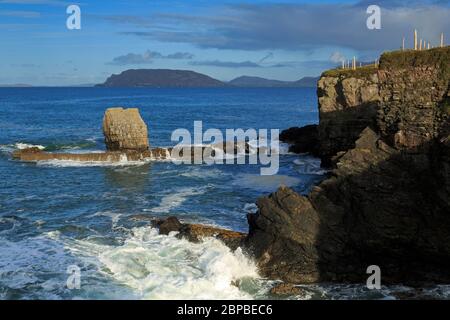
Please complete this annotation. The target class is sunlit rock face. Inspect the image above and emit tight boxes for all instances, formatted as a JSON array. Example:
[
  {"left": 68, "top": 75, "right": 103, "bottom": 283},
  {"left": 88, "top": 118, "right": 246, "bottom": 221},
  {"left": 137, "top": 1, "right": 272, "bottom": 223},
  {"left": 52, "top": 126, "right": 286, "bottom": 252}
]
[{"left": 103, "top": 107, "right": 150, "bottom": 152}]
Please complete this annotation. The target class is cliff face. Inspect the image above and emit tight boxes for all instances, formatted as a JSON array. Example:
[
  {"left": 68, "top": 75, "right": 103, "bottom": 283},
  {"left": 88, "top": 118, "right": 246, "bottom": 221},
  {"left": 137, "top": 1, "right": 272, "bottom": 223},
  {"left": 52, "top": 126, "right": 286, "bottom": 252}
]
[
  {"left": 246, "top": 47, "right": 450, "bottom": 284},
  {"left": 316, "top": 48, "right": 449, "bottom": 164},
  {"left": 377, "top": 49, "right": 450, "bottom": 150},
  {"left": 317, "top": 67, "right": 380, "bottom": 164}
]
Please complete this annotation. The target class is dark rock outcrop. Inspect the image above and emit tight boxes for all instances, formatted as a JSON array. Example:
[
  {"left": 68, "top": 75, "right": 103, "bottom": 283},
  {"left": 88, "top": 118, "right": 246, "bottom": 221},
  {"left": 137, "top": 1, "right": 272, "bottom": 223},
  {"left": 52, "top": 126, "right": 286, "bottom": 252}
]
[
  {"left": 245, "top": 47, "right": 450, "bottom": 284},
  {"left": 152, "top": 217, "right": 246, "bottom": 251},
  {"left": 279, "top": 125, "right": 319, "bottom": 154}
]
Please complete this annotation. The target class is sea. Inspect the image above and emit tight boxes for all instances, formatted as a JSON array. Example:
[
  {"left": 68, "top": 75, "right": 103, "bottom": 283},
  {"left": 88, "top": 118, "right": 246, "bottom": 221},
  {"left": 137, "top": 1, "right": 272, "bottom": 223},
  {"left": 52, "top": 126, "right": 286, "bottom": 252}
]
[{"left": 0, "top": 87, "right": 448, "bottom": 300}]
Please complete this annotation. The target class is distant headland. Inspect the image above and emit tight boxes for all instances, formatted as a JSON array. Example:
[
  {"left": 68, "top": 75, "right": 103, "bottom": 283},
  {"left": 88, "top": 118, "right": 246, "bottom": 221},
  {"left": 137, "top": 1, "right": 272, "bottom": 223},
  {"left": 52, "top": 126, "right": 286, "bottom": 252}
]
[{"left": 96, "top": 69, "right": 319, "bottom": 88}]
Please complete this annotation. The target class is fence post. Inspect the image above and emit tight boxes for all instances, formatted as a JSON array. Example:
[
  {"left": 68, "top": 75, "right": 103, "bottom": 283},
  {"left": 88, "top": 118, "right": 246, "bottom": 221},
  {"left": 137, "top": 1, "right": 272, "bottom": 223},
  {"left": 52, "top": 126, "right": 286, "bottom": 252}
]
[{"left": 414, "top": 29, "right": 417, "bottom": 50}]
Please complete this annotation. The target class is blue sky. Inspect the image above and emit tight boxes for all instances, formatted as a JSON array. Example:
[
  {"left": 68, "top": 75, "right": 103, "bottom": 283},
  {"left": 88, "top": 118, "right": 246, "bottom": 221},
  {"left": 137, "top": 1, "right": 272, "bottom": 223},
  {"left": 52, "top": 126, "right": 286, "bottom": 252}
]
[{"left": 0, "top": 0, "right": 448, "bottom": 85}]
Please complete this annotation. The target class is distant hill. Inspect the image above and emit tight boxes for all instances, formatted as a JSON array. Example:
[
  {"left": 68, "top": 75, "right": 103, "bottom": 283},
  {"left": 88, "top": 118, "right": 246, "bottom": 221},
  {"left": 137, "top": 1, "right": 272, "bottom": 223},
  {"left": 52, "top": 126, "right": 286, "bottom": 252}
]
[
  {"left": 228, "top": 76, "right": 319, "bottom": 88},
  {"left": 97, "top": 69, "right": 226, "bottom": 88},
  {"left": 229, "top": 76, "right": 291, "bottom": 87},
  {"left": 293, "top": 76, "right": 320, "bottom": 88},
  {"left": 97, "top": 69, "right": 320, "bottom": 88}
]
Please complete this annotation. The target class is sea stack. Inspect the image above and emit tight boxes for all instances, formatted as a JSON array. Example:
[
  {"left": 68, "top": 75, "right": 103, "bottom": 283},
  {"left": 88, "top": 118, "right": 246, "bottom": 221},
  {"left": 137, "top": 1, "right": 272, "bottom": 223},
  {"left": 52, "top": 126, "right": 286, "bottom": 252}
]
[{"left": 103, "top": 107, "right": 150, "bottom": 152}]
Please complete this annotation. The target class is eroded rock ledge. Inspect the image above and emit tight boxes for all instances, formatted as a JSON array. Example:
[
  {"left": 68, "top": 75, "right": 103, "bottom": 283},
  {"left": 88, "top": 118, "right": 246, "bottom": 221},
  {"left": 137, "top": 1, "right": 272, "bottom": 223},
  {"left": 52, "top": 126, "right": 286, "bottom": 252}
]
[{"left": 151, "top": 216, "right": 246, "bottom": 251}]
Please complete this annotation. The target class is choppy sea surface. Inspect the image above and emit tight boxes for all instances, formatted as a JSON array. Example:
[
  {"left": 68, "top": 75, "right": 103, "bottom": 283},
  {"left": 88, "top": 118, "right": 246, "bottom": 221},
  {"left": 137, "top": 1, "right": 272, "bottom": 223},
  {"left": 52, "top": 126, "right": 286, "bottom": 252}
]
[{"left": 0, "top": 87, "right": 447, "bottom": 300}]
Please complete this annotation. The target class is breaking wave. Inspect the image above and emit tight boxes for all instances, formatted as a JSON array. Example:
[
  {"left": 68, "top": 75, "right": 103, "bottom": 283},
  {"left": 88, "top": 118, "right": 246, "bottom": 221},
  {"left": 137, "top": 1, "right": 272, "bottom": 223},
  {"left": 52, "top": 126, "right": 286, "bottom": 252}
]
[{"left": 63, "top": 227, "right": 264, "bottom": 299}]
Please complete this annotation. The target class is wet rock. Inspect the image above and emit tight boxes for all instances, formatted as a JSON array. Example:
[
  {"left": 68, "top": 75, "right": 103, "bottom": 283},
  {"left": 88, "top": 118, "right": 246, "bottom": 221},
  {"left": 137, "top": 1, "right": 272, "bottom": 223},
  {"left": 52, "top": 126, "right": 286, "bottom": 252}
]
[
  {"left": 152, "top": 216, "right": 183, "bottom": 235},
  {"left": 269, "top": 283, "right": 304, "bottom": 296},
  {"left": 12, "top": 148, "right": 154, "bottom": 162},
  {"left": 279, "top": 125, "right": 319, "bottom": 155},
  {"left": 153, "top": 216, "right": 246, "bottom": 251},
  {"left": 103, "top": 107, "right": 149, "bottom": 152},
  {"left": 178, "top": 224, "right": 246, "bottom": 251}
]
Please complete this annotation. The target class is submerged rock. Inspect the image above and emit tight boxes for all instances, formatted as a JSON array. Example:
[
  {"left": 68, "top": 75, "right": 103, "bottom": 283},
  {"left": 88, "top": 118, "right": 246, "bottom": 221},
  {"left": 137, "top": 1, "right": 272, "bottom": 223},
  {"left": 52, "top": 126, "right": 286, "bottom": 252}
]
[
  {"left": 12, "top": 147, "right": 169, "bottom": 162},
  {"left": 103, "top": 107, "right": 149, "bottom": 152}
]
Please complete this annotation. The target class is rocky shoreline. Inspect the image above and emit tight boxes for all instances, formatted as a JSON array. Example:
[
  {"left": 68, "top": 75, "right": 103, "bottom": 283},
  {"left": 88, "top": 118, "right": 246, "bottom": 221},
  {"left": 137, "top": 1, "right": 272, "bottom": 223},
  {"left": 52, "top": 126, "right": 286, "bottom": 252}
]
[
  {"left": 246, "top": 47, "right": 450, "bottom": 285},
  {"left": 11, "top": 47, "right": 450, "bottom": 288},
  {"left": 152, "top": 47, "right": 450, "bottom": 286}
]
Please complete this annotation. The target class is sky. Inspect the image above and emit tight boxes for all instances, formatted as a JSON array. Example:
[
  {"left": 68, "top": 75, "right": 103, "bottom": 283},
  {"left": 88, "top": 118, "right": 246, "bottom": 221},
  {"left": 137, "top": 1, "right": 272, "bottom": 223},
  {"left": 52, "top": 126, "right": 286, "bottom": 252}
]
[{"left": 0, "top": 0, "right": 449, "bottom": 85}]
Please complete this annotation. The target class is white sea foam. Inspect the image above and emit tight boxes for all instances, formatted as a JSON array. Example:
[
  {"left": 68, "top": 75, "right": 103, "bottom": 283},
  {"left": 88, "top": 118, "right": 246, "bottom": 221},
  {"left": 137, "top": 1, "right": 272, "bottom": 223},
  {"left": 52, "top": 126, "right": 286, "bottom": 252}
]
[
  {"left": 180, "top": 167, "right": 227, "bottom": 179},
  {"left": 2, "top": 231, "right": 450, "bottom": 300},
  {"left": 35, "top": 158, "right": 151, "bottom": 168},
  {"left": 0, "top": 143, "right": 45, "bottom": 154},
  {"left": 63, "top": 227, "right": 262, "bottom": 299},
  {"left": 233, "top": 174, "right": 301, "bottom": 192},
  {"left": 148, "top": 187, "right": 207, "bottom": 213},
  {"left": 243, "top": 203, "right": 258, "bottom": 213},
  {"left": 248, "top": 139, "right": 291, "bottom": 155},
  {"left": 0, "top": 234, "right": 72, "bottom": 297},
  {"left": 293, "top": 157, "right": 328, "bottom": 175},
  {"left": 15, "top": 143, "right": 45, "bottom": 150}
]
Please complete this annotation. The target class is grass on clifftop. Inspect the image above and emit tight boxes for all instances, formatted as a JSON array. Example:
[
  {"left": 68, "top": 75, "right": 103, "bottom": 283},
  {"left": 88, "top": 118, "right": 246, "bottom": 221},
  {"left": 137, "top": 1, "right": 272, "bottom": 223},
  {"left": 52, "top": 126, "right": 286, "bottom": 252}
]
[
  {"left": 380, "top": 46, "right": 450, "bottom": 68},
  {"left": 379, "top": 46, "right": 450, "bottom": 79},
  {"left": 321, "top": 65, "right": 378, "bottom": 79},
  {"left": 322, "top": 46, "right": 450, "bottom": 80}
]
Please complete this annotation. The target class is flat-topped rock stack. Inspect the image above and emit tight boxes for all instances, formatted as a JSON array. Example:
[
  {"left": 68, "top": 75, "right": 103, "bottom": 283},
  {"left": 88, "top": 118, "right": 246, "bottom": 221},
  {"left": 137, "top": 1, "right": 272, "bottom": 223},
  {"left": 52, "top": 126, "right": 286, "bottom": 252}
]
[
  {"left": 103, "top": 107, "right": 150, "bottom": 152},
  {"left": 13, "top": 107, "right": 169, "bottom": 162}
]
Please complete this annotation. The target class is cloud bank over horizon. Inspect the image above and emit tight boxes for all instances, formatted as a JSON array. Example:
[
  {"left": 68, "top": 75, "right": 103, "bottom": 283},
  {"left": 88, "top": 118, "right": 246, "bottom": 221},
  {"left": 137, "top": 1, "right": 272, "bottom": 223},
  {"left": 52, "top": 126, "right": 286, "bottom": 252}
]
[{"left": 0, "top": 0, "right": 449, "bottom": 85}]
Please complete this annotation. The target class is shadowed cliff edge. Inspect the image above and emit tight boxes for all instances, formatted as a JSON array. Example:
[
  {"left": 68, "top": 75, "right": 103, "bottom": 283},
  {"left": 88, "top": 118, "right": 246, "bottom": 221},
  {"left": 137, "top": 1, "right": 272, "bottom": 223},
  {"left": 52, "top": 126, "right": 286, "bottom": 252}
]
[{"left": 252, "top": 46, "right": 450, "bottom": 284}]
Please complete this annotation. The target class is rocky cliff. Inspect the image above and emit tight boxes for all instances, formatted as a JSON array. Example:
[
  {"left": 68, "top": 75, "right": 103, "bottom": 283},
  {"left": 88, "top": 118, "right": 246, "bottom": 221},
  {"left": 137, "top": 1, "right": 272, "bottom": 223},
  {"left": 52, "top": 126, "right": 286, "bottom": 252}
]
[
  {"left": 317, "top": 67, "right": 380, "bottom": 165},
  {"left": 247, "top": 47, "right": 450, "bottom": 284}
]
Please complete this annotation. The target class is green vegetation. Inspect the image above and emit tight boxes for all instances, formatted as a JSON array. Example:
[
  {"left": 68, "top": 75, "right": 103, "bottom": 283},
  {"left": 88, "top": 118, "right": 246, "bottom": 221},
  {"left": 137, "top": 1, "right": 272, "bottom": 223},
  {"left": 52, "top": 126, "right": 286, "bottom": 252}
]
[
  {"left": 321, "top": 46, "right": 449, "bottom": 80},
  {"left": 380, "top": 46, "right": 450, "bottom": 79},
  {"left": 321, "top": 65, "right": 378, "bottom": 79}
]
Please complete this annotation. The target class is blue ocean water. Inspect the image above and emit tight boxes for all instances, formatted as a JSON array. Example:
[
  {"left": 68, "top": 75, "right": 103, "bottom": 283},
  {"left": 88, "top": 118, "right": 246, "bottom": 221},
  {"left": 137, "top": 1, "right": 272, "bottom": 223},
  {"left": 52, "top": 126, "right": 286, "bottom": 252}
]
[{"left": 1, "top": 88, "right": 445, "bottom": 300}]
